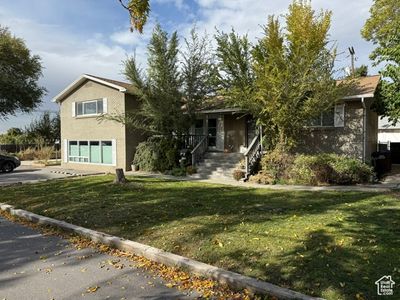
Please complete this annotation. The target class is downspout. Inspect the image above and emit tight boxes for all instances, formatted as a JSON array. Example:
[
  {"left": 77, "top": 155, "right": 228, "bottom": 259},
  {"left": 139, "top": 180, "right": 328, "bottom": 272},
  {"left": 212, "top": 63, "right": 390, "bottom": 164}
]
[{"left": 361, "top": 97, "right": 367, "bottom": 163}]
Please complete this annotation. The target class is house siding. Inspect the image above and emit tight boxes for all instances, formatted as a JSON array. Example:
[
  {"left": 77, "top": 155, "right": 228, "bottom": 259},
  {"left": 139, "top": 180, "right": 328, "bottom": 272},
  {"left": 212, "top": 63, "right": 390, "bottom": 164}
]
[
  {"left": 297, "top": 101, "right": 365, "bottom": 160},
  {"left": 60, "top": 80, "right": 127, "bottom": 172}
]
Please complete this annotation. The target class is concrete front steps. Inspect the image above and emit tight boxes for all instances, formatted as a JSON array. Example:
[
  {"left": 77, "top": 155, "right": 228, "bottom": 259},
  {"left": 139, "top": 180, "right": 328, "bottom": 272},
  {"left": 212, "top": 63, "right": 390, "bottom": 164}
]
[{"left": 190, "top": 152, "right": 244, "bottom": 181}]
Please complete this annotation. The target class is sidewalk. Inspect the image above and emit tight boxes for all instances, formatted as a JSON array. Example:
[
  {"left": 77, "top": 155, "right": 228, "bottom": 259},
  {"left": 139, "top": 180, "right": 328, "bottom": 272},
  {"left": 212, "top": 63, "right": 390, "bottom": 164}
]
[{"left": 127, "top": 171, "right": 397, "bottom": 192}]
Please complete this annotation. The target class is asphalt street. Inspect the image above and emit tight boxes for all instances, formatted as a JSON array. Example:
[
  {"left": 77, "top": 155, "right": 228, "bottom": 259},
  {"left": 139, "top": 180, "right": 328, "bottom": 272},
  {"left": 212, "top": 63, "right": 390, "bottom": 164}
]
[
  {"left": 0, "top": 166, "right": 70, "bottom": 186},
  {"left": 0, "top": 216, "right": 199, "bottom": 300}
]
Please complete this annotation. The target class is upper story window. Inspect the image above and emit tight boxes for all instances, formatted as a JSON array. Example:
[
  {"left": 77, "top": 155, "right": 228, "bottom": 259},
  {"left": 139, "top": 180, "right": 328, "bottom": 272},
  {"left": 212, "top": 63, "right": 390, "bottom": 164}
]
[{"left": 72, "top": 98, "right": 107, "bottom": 117}]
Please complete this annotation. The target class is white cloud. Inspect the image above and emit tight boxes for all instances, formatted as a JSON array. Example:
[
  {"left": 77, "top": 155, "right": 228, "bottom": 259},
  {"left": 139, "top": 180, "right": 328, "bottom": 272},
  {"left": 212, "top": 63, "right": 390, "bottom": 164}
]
[{"left": 191, "top": 0, "right": 376, "bottom": 75}]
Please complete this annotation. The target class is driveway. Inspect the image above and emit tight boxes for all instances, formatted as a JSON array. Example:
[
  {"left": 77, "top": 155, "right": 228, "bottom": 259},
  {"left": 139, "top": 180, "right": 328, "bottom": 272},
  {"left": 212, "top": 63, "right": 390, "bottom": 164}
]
[
  {"left": 0, "top": 166, "right": 71, "bottom": 186},
  {"left": 0, "top": 216, "right": 199, "bottom": 300}
]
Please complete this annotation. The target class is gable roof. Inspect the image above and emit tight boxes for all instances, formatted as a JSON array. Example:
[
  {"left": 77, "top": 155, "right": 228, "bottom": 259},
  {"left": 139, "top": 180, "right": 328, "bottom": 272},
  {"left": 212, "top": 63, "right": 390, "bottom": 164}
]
[
  {"left": 52, "top": 74, "right": 132, "bottom": 103},
  {"left": 86, "top": 74, "right": 132, "bottom": 90},
  {"left": 340, "top": 75, "right": 380, "bottom": 99}
]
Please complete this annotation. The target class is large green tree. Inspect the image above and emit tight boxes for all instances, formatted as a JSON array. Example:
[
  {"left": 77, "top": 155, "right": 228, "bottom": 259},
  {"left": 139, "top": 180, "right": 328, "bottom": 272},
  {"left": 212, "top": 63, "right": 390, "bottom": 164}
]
[
  {"left": 215, "top": 1, "right": 347, "bottom": 150},
  {"left": 25, "top": 111, "right": 60, "bottom": 145},
  {"left": 181, "top": 27, "right": 216, "bottom": 122},
  {"left": 215, "top": 30, "right": 256, "bottom": 112},
  {"left": 105, "top": 25, "right": 213, "bottom": 135},
  {"left": 119, "top": 24, "right": 185, "bottom": 136},
  {"left": 362, "top": 0, "right": 400, "bottom": 122},
  {"left": 0, "top": 26, "right": 46, "bottom": 119}
]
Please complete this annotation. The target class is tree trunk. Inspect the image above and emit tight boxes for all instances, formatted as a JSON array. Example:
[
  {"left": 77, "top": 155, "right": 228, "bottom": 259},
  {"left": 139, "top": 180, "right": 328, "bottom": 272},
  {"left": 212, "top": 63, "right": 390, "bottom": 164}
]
[{"left": 114, "top": 168, "right": 128, "bottom": 184}]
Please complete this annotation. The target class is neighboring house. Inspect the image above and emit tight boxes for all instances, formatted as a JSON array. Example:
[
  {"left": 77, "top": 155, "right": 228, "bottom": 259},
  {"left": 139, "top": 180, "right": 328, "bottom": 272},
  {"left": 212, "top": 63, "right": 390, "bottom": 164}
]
[
  {"left": 53, "top": 74, "right": 143, "bottom": 172},
  {"left": 378, "top": 117, "right": 400, "bottom": 163}
]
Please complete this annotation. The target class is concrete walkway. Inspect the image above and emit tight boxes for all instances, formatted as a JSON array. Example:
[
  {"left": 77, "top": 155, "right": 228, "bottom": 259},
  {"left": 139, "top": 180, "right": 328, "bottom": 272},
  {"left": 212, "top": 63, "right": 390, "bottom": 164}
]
[
  {"left": 0, "top": 216, "right": 198, "bottom": 300},
  {"left": 127, "top": 171, "right": 397, "bottom": 192}
]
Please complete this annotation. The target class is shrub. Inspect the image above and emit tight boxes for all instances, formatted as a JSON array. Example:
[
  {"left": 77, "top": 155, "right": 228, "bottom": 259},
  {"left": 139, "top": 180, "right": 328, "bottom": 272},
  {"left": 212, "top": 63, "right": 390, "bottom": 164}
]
[
  {"left": 169, "top": 167, "right": 187, "bottom": 177},
  {"left": 330, "top": 157, "right": 373, "bottom": 184},
  {"left": 34, "top": 146, "right": 54, "bottom": 161},
  {"left": 290, "top": 153, "right": 373, "bottom": 185},
  {"left": 16, "top": 147, "right": 36, "bottom": 160},
  {"left": 289, "top": 154, "right": 335, "bottom": 185},
  {"left": 232, "top": 169, "right": 245, "bottom": 181},
  {"left": 249, "top": 171, "right": 274, "bottom": 184},
  {"left": 133, "top": 136, "right": 179, "bottom": 172},
  {"left": 261, "top": 148, "right": 294, "bottom": 182}
]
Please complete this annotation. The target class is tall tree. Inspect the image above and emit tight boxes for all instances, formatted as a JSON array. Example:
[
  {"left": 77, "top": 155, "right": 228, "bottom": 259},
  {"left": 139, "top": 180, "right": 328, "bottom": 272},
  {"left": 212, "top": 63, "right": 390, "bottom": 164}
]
[
  {"left": 26, "top": 111, "right": 60, "bottom": 145},
  {"left": 120, "top": 24, "right": 185, "bottom": 136},
  {"left": 0, "top": 26, "right": 46, "bottom": 119},
  {"left": 181, "top": 27, "right": 216, "bottom": 121},
  {"left": 362, "top": 0, "right": 400, "bottom": 122},
  {"left": 353, "top": 65, "right": 369, "bottom": 77},
  {"left": 214, "top": 30, "right": 255, "bottom": 112},
  {"left": 254, "top": 2, "right": 344, "bottom": 149},
  {"left": 216, "top": 1, "right": 346, "bottom": 150}
]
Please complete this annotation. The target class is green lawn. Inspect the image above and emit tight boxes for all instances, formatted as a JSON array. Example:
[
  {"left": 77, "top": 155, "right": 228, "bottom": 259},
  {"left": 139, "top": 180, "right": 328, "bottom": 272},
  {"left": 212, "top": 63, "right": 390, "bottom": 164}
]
[{"left": 1, "top": 175, "right": 399, "bottom": 299}]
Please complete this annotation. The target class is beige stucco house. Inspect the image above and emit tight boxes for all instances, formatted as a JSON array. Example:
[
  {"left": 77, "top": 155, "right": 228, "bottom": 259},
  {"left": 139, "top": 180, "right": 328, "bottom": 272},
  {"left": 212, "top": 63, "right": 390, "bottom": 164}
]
[{"left": 53, "top": 74, "right": 143, "bottom": 172}]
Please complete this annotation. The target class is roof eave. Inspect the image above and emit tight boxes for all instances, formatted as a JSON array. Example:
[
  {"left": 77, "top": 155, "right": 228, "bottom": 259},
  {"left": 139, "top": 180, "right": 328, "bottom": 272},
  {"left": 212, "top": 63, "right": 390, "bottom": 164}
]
[
  {"left": 52, "top": 74, "right": 127, "bottom": 103},
  {"left": 342, "top": 93, "right": 375, "bottom": 100},
  {"left": 197, "top": 108, "right": 244, "bottom": 114}
]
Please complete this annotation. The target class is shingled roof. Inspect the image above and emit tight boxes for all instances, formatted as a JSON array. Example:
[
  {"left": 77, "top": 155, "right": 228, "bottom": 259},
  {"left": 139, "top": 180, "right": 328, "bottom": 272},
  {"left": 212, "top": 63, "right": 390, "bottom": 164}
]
[
  {"left": 340, "top": 75, "right": 380, "bottom": 98},
  {"left": 53, "top": 74, "right": 134, "bottom": 102},
  {"left": 85, "top": 74, "right": 132, "bottom": 90}
]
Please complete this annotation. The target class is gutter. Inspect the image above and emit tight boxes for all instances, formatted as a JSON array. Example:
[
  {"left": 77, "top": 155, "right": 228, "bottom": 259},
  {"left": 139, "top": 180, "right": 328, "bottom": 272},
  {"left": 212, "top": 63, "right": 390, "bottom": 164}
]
[{"left": 361, "top": 97, "right": 367, "bottom": 162}]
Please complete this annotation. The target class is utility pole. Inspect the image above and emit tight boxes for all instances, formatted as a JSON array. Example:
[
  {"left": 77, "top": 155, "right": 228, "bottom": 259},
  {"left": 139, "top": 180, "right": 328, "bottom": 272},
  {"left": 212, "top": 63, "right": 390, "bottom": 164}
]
[{"left": 348, "top": 46, "right": 355, "bottom": 75}]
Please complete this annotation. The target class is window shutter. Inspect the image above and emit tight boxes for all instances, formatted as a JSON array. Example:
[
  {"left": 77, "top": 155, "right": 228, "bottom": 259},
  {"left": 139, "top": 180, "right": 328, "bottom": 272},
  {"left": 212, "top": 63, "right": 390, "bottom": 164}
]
[
  {"left": 103, "top": 98, "right": 108, "bottom": 113},
  {"left": 111, "top": 139, "right": 116, "bottom": 166},
  {"left": 63, "top": 139, "right": 68, "bottom": 163},
  {"left": 334, "top": 104, "right": 345, "bottom": 127},
  {"left": 72, "top": 102, "right": 76, "bottom": 117}
]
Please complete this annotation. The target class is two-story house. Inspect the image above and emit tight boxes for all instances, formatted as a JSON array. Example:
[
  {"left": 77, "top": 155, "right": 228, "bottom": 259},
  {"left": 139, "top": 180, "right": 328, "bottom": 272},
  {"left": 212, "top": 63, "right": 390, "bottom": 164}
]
[{"left": 53, "top": 74, "right": 144, "bottom": 172}]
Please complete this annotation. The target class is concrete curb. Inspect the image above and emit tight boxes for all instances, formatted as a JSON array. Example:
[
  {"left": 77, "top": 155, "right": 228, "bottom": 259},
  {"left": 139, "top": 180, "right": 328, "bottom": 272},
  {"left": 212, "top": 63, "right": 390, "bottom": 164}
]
[
  {"left": 49, "top": 170, "right": 105, "bottom": 177},
  {"left": 0, "top": 203, "right": 323, "bottom": 300}
]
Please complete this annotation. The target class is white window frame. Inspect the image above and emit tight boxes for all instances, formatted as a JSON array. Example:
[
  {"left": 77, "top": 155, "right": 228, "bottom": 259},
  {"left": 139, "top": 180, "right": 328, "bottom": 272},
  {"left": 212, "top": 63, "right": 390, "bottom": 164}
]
[
  {"left": 74, "top": 98, "right": 107, "bottom": 117},
  {"left": 67, "top": 140, "right": 116, "bottom": 166},
  {"left": 309, "top": 104, "right": 344, "bottom": 128}
]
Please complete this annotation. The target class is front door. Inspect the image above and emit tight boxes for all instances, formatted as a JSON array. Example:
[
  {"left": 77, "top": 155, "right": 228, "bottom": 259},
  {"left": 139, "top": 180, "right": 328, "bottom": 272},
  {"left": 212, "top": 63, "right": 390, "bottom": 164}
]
[{"left": 207, "top": 118, "right": 217, "bottom": 149}]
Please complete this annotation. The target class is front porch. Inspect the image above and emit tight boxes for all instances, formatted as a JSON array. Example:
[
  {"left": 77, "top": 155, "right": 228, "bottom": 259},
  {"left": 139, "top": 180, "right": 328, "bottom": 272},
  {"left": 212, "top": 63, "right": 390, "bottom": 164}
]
[
  {"left": 185, "top": 110, "right": 262, "bottom": 180},
  {"left": 189, "top": 110, "right": 257, "bottom": 153}
]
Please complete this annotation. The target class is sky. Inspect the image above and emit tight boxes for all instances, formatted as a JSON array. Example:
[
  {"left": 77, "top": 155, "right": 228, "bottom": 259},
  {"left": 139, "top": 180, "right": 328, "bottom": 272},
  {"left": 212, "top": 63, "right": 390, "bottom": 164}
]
[{"left": 0, "top": 0, "right": 378, "bottom": 133}]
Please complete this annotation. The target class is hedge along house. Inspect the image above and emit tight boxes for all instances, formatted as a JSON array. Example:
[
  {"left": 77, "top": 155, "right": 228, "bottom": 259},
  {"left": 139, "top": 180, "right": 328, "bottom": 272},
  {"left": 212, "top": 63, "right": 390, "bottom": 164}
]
[
  {"left": 53, "top": 74, "right": 144, "bottom": 172},
  {"left": 189, "top": 75, "right": 380, "bottom": 179}
]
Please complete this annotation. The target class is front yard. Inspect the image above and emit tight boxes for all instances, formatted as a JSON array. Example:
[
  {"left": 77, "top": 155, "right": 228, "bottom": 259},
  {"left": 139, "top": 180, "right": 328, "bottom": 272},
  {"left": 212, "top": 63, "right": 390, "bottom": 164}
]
[{"left": 1, "top": 175, "right": 399, "bottom": 299}]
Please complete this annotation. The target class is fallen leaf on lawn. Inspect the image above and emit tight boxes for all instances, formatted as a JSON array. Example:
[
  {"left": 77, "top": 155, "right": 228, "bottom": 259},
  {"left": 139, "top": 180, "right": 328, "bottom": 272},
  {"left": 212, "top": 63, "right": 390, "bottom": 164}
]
[
  {"left": 339, "top": 282, "right": 345, "bottom": 287},
  {"left": 355, "top": 293, "right": 365, "bottom": 300},
  {"left": 87, "top": 286, "right": 99, "bottom": 293}
]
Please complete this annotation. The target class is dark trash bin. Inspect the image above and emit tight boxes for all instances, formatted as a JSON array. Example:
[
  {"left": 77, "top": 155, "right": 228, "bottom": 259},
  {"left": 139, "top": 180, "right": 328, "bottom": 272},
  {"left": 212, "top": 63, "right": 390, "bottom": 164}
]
[{"left": 371, "top": 150, "right": 392, "bottom": 178}]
